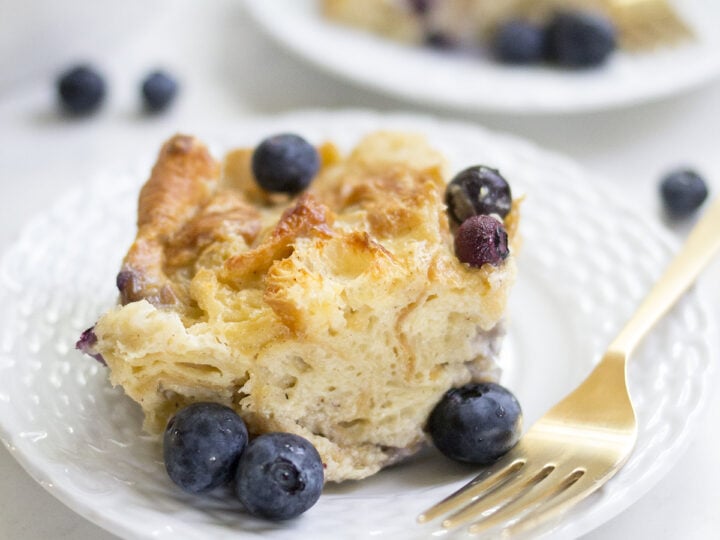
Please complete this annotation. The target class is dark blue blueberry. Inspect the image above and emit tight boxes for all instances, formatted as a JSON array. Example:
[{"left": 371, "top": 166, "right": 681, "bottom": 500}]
[
  {"left": 454, "top": 215, "right": 509, "bottom": 268},
  {"left": 251, "top": 134, "right": 320, "bottom": 194},
  {"left": 141, "top": 70, "right": 179, "bottom": 113},
  {"left": 660, "top": 168, "right": 709, "bottom": 219},
  {"left": 492, "top": 20, "right": 546, "bottom": 64},
  {"left": 427, "top": 382, "right": 522, "bottom": 464},
  {"left": 57, "top": 65, "right": 106, "bottom": 115},
  {"left": 163, "top": 402, "right": 248, "bottom": 494},
  {"left": 424, "top": 31, "right": 457, "bottom": 50},
  {"left": 445, "top": 166, "right": 513, "bottom": 225},
  {"left": 546, "top": 11, "right": 617, "bottom": 68},
  {"left": 234, "top": 433, "right": 324, "bottom": 520},
  {"left": 408, "top": 0, "right": 432, "bottom": 15},
  {"left": 75, "top": 326, "right": 106, "bottom": 366}
]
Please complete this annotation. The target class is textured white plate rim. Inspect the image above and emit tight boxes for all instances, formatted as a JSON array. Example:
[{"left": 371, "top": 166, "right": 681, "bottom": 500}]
[
  {"left": 0, "top": 109, "right": 716, "bottom": 540},
  {"left": 242, "top": 0, "right": 720, "bottom": 114}
]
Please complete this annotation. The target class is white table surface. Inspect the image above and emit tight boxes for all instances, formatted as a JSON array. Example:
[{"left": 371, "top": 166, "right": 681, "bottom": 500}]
[{"left": 1, "top": 1, "right": 718, "bottom": 538}]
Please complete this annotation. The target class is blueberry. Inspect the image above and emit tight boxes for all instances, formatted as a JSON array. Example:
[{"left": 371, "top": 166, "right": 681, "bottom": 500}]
[
  {"left": 454, "top": 215, "right": 509, "bottom": 268},
  {"left": 234, "top": 433, "right": 324, "bottom": 520},
  {"left": 660, "top": 168, "right": 709, "bottom": 219},
  {"left": 163, "top": 402, "right": 248, "bottom": 494},
  {"left": 445, "top": 166, "right": 512, "bottom": 226},
  {"left": 424, "top": 31, "right": 458, "bottom": 50},
  {"left": 492, "top": 20, "right": 546, "bottom": 64},
  {"left": 546, "top": 11, "right": 617, "bottom": 68},
  {"left": 75, "top": 326, "right": 106, "bottom": 366},
  {"left": 427, "top": 382, "right": 522, "bottom": 464},
  {"left": 57, "top": 65, "right": 106, "bottom": 115},
  {"left": 141, "top": 70, "right": 179, "bottom": 113},
  {"left": 251, "top": 134, "right": 320, "bottom": 194},
  {"left": 408, "top": 0, "right": 432, "bottom": 15}
]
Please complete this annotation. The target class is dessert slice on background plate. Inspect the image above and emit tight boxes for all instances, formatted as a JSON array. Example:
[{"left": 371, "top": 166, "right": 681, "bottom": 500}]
[
  {"left": 244, "top": 0, "right": 720, "bottom": 113},
  {"left": 83, "top": 130, "right": 520, "bottom": 482}
]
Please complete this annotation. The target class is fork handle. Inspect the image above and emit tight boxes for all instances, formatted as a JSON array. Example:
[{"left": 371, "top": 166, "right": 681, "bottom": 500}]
[{"left": 609, "top": 197, "right": 720, "bottom": 354}]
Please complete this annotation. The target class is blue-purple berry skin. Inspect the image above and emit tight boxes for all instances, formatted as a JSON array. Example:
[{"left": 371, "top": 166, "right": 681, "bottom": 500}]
[
  {"left": 75, "top": 326, "right": 106, "bottom": 366},
  {"left": 427, "top": 382, "right": 522, "bottom": 464},
  {"left": 408, "top": 0, "right": 432, "bottom": 15},
  {"left": 141, "top": 70, "right": 179, "bottom": 113},
  {"left": 251, "top": 134, "right": 320, "bottom": 194},
  {"left": 445, "top": 166, "right": 513, "bottom": 226},
  {"left": 235, "top": 433, "right": 324, "bottom": 521},
  {"left": 163, "top": 402, "right": 248, "bottom": 494},
  {"left": 493, "top": 20, "right": 546, "bottom": 64},
  {"left": 57, "top": 65, "right": 106, "bottom": 115},
  {"left": 425, "top": 31, "right": 458, "bottom": 50},
  {"left": 660, "top": 168, "right": 709, "bottom": 219},
  {"left": 454, "top": 215, "right": 509, "bottom": 268},
  {"left": 546, "top": 11, "right": 617, "bottom": 68}
]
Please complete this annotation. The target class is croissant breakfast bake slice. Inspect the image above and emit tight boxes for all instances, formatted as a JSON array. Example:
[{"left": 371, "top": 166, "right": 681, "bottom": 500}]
[{"left": 80, "top": 131, "right": 520, "bottom": 482}]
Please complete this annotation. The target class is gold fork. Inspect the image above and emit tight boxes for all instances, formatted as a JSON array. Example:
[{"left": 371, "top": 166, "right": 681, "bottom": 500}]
[
  {"left": 418, "top": 196, "right": 720, "bottom": 537},
  {"left": 605, "top": 0, "right": 695, "bottom": 51}
]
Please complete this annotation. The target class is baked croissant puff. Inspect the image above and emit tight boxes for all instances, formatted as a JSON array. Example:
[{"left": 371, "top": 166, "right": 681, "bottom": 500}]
[{"left": 91, "top": 131, "right": 519, "bottom": 481}]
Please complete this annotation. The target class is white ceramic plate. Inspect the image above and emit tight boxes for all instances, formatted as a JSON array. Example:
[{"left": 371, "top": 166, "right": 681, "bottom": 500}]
[
  {"left": 0, "top": 111, "right": 715, "bottom": 540},
  {"left": 243, "top": 0, "right": 720, "bottom": 114}
]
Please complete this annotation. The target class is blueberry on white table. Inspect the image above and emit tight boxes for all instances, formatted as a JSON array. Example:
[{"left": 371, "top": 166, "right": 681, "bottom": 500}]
[
  {"left": 660, "top": 168, "right": 709, "bottom": 219},
  {"left": 57, "top": 64, "right": 106, "bottom": 115},
  {"left": 141, "top": 70, "right": 179, "bottom": 113}
]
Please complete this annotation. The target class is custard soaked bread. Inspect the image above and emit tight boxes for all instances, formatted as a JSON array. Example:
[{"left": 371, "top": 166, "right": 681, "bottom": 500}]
[
  {"left": 90, "top": 131, "right": 520, "bottom": 482},
  {"left": 322, "top": 0, "right": 608, "bottom": 44}
]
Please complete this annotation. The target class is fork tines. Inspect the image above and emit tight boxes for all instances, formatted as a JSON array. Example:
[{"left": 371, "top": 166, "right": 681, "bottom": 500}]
[{"left": 418, "top": 449, "right": 597, "bottom": 536}]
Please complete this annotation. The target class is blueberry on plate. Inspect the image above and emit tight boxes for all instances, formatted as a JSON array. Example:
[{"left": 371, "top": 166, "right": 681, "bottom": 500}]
[
  {"left": 74, "top": 326, "right": 106, "bottom": 366},
  {"left": 235, "top": 432, "right": 324, "bottom": 520},
  {"left": 141, "top": 70, "right": 179, "bottom": 113},
  {"left": 408, "top": 0, "right": 431, "bottom": 16},
  {"left": 445, "top": 166, "right": 513, "bottom": 225},
  {"left": 251, "top": 134, "right": 320, "bottom": 194},
  {"left": 163, "top": 402, "right": 248, "bottom": 494},
  {"left": 492, "top": 20, "right": 546, "bottom": 64},
  {"left": 454, "top": 215, "right": 510, "bottom": 268},
  {"left": 427, "top": 382, "right": 522, "bottom": 464},
  {"left": 57, "top": 64, "right": 106, "bottom": 115},
  {"left": 660, "top": 168, "right": 709, "bottom": 219},
  {"left": 546, "top": 11, "right": 617, "bottom": 68}
]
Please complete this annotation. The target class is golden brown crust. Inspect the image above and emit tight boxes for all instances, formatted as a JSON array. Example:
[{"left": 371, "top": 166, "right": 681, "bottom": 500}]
[
  {"left": 222, "top": 194, "right": 335, "bottom": 288},
  {"left": 119, "top": 135, "right": 221, "bottom": 305}
]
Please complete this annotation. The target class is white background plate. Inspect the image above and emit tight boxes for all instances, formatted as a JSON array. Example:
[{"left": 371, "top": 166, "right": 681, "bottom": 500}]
[
  {"left": 0, "top": 111, "right": 715, "bottom": 539},
  {"left": 243, "top": 0, "right": 720, "bottom": 114}
]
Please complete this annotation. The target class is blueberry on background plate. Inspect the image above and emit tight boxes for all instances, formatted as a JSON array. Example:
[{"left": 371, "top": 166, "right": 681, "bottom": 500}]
[
  {"left": 141, "top": 70, "right": 179, "bottom": 113},
  {"left": 445, "top": 166, "right": 513, "bottom": 226},
  {"left": 546, "top": 11, "right": 617, "bottom": 68},
  {"left": 424, "top": 31, "right": 458, "bottom": 50},
  {"left": 454, "top": 215, "right": 510, "bottom": 268},
  {"left": 163, "top": 402, "right": 248, "bottom": 494},
  {"left": 251, "top": 133, "right": 320, "bottom": 194},
  {"left": 235, "top": 432, "right": 324, "bottom": 521},
  {"left": 660, "top": 168, "right": 709, "bottom": 219},
  {"left": 427, "top": 382, "right": 522, "bottom": 464},
  {"left": 57, "top": 64, "right": 106, "bottom": 115},
  {"left": 492, "top": 20, "right": 546, "bottom": 64}
]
